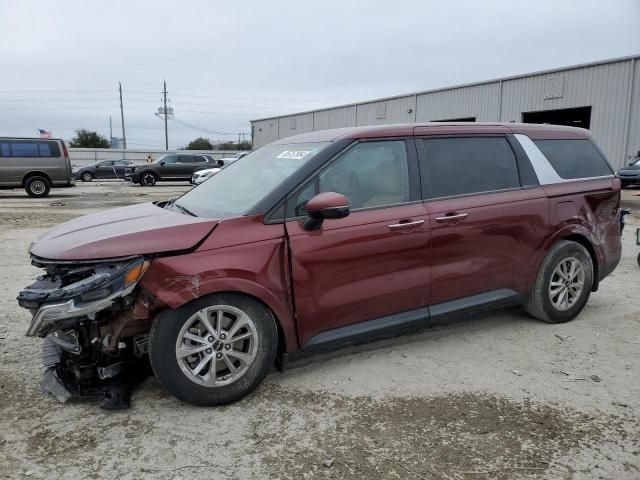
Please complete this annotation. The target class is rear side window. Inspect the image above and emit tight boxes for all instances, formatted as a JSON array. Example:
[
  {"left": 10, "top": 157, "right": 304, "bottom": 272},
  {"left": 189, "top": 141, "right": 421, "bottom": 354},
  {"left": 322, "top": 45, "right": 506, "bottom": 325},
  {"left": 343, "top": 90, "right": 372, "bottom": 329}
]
[
  {"left": 534, "top": 139, "right": 613, "bottom": 179},
  {"left": 11, "top": 142, "right": 40, "bottom": 157},
  {"left": 177, "top": 156, "right": 193, "bottom": 163},
  {"left": 421, "top": 137, "right": 520, "bottom": 198},
  {"left": 0, "top": 140, "right": 60, "bottom": 157}
]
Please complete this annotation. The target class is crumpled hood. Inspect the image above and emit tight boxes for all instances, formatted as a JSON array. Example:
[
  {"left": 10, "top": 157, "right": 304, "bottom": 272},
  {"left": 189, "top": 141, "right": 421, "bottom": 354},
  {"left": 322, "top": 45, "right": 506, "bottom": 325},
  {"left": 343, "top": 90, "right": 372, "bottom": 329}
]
[{"left": 30, "top": 202, "right": 218, "bottom": 261}]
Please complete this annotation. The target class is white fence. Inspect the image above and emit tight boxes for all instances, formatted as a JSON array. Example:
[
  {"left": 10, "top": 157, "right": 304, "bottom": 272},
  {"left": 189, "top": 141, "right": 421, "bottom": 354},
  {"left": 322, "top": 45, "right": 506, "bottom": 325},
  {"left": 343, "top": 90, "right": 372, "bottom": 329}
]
[{"left": 68, "top": 148, "right": 244, "bottom": 167}]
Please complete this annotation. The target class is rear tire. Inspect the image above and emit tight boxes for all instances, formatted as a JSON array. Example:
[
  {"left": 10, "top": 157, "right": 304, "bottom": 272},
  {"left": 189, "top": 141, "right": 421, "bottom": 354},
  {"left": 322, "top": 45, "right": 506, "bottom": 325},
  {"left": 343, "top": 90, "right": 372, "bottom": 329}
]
[
  {"left": 24, "top": 176, "right": 51, "bottom": 198},
  {"left": 525, "top": 240, "right": 593, "bottom": 324},
  {"left": 139, "top": 172, "right": 157, "bottom": 186},
  {"left": 149, "top": 293, "right": 278, "bottom": 406}
]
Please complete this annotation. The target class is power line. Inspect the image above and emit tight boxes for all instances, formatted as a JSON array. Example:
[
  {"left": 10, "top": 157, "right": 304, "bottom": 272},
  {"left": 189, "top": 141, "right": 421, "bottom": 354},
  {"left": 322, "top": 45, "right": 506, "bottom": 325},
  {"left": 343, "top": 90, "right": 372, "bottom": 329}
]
[
  {"left": 169, "top": 117, "right": 245, "bottom": 136},
  {"left": 0, "top": 88, "right": 325, "bottom": 103}
]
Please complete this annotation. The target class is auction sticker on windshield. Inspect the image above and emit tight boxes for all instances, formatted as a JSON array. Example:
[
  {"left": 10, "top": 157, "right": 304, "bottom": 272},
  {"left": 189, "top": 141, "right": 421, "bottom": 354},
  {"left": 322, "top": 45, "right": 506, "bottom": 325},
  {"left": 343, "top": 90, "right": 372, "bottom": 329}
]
[{"left": 276, "top": 150, "right": 311, "bottom": 160}]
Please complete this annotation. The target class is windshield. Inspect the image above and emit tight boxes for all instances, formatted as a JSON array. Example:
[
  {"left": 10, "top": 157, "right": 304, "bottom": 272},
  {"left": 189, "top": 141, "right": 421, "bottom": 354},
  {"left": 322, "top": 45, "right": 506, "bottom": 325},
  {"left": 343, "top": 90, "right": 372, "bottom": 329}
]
[{"left": 174, "top": 142, "right": 329, "bottom": 218}]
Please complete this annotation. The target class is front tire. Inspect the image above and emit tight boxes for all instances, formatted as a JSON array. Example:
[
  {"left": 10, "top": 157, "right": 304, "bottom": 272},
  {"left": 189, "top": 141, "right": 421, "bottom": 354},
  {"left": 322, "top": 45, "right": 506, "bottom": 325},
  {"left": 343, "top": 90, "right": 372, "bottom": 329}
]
[
  {"left": 139, "top": 172, "right": 157, "bottom": 186},
  {"left": 81, "top": 172, "right": 94, "bottom": 182},
  {"left": 24, "top": 176, "right": 51, "bottom": 198},
  {"left": 149, "top": 293, "right": 278, "bottom": 406},
  {"left": 525, "top": 240, "right": 593, "bottom": 323}
]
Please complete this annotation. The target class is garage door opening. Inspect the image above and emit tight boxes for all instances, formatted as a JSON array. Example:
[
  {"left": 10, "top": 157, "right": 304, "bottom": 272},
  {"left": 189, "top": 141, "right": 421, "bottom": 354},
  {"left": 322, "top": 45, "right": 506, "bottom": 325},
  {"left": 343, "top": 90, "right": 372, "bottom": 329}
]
[
  {"left": 432, "top": 117, "right": 476, "bottom": 122},
  {"left": 522, "top": 106, "right": 591, "bottom": 129}
]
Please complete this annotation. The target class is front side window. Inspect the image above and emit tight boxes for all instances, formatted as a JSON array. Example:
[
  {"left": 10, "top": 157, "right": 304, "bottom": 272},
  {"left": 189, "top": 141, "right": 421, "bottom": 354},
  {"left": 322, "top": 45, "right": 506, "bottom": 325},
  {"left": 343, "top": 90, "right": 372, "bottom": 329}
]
[
  {"left": 534, "top": 139, "right": 613, "bottom": 179},
  {"left": 421, "top": 137, "right": 520, "bottom": 198},
  {"left": 158, "top": 155, "right": 177, "bottom": 164},
  {"left": 175, "top": 142, "right": 329, "bottom": 218},
  {"left": 287, "top": 140, "right": 410, "bottom": 217}
]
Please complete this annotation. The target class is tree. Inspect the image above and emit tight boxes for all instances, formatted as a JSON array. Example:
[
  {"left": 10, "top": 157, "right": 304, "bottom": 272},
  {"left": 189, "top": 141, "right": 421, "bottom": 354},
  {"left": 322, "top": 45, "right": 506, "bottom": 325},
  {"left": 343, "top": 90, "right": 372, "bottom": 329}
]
[
  {"left": 69, "top": 129, "right": 110, "bottom": 148},
  {"left": 185, "top": 137, "right": 214, "bottom": 150}
]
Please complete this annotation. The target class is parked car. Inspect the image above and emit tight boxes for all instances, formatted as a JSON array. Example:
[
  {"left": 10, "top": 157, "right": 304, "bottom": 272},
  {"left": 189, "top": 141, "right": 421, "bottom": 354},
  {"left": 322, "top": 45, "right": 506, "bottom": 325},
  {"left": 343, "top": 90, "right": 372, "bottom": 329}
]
[
  {"left": 616, "top": 152, "right": 640, "bottom": 188},
  {"left": 190, "top": 158, "right": 238, "bottom": 185},
  {"left": 18, "top": 123, "right": 622, "bottom": 408},
  {"left": 0, "top": 137, "right": 74, "bottom": 197},
  {"left": 124, "top": 153, "right": 222, "bottom": 185},
  {"left": 73, "top": 159, "right": 135, "bottom": 182},
  {"left": 191, "top": 167, "right": 222, "bottom": 185}
]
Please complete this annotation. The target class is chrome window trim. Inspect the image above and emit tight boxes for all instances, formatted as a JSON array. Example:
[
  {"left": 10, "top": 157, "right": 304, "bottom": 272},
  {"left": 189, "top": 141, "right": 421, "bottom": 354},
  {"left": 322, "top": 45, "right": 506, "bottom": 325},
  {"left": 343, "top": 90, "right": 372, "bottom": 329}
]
[{"left": 514, "top": 134, "right": 614, "bottom": 185}]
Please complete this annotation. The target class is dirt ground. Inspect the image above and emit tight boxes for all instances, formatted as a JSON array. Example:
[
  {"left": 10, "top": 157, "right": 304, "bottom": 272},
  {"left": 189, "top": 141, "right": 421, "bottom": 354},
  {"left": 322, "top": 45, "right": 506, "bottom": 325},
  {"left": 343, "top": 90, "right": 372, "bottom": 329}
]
[{"left": 0, "top": 181, "right": 639, "bottom": 480}]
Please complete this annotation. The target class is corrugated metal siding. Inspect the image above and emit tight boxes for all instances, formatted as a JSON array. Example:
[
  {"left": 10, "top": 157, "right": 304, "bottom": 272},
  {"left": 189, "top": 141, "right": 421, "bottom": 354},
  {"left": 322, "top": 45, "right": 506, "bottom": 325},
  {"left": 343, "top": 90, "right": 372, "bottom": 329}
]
[
  {"left": 250, "top": 57, "right": 638, "bottom": 166},
  {"left": 278, "top": 112, "right": 314, "bottom": 139},
  {"left": 626, "top": 59, "right": 640, "bottom": 163},
  {"left": 252, "top": 119, "right": 279, "bottom": 147},
  {"left": 356, "top": 96, "right": 416, "bottom": 126},
  {"left": 313, "top": 106, "right": 357, "bottom": 131},
  {"left": 500, "top": 61, "right": 632, "bottom": 168},
  {"left": 416, "top": 82, "right": 501, "bottom": 122}
]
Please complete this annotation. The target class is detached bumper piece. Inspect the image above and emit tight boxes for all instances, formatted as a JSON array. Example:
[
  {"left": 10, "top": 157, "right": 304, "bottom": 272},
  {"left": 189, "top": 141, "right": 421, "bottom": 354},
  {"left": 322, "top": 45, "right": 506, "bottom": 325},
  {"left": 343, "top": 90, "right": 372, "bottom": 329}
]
[{"left": 41, "top": 326, "right": 151, "bottom": 410}]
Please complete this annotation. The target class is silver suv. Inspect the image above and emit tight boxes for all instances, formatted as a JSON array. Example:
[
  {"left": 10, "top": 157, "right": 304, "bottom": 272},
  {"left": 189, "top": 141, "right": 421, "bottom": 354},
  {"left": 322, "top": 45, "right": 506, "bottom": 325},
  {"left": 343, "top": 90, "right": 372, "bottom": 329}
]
[{"left": 0, "top": 137, "right": 75, "bottom": 197}]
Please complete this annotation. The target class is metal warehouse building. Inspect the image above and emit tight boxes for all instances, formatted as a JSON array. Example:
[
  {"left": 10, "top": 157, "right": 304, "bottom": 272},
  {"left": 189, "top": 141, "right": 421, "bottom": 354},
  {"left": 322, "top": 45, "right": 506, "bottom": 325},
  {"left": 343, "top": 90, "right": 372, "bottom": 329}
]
[{"left": 251, "top": 55, "right": 640, "bottom": 169}]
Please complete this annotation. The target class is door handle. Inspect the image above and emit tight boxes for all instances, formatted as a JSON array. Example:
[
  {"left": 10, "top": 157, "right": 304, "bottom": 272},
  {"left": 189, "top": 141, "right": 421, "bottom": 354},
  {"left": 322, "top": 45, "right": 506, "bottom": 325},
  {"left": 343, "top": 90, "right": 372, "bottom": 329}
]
[
  {"left": 388, "top": 219, "right": 425, "bottom": 230},
  {"left": 434, "top": 213, "right": 468, "bottom": 222}
]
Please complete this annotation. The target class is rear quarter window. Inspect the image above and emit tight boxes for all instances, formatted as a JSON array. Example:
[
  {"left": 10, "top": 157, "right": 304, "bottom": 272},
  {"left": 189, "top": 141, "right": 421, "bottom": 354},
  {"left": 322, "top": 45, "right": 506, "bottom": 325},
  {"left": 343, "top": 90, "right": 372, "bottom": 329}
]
[{"left": 534, "top": 139, "right": 613, "bottom": 179}]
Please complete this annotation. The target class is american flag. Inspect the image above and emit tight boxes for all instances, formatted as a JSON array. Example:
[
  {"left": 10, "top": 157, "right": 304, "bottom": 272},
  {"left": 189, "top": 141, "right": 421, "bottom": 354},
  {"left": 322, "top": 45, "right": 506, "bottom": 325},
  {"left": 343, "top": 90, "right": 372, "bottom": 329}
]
[{"left": 38, "top": 129, "right": 52, "bottom": 139}]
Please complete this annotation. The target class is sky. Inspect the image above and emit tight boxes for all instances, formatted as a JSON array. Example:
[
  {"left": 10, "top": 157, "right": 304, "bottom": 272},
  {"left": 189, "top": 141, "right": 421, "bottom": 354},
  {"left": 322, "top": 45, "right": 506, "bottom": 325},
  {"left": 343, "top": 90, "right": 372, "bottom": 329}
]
[{"left": 0, "top": 0, "right": 639, "bottom": 150}]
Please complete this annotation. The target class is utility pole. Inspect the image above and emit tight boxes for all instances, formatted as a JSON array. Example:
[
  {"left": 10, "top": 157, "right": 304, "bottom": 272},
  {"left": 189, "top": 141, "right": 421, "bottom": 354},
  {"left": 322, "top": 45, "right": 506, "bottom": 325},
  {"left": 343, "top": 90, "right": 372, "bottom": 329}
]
[
  {"left": 163, "top": 80, "right": 169, "bottom": 150},
  {"left": 109, "top": 115, "right": 113, "bottom": 147},
  {"left": 118, "top": 82, "right": 127, "bottom": 149},
  {"left": 238, "top": 132, "right": 241, "bottom": 147}
]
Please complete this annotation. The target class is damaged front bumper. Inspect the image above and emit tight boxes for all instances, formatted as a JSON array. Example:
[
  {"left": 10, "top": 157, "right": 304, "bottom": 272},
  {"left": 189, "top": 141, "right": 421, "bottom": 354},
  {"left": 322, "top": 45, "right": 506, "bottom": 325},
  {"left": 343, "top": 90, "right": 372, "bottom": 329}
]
[{"left": 18, "top": 256, "right": 156, "bottom": 409}]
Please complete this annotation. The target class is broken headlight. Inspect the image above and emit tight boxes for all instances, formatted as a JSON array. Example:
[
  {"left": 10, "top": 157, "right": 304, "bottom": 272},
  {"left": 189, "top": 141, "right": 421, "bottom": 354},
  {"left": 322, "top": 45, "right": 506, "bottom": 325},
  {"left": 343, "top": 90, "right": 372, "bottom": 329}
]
[{"left": 18, "top": 257, "right": 150, "bottom": 337}]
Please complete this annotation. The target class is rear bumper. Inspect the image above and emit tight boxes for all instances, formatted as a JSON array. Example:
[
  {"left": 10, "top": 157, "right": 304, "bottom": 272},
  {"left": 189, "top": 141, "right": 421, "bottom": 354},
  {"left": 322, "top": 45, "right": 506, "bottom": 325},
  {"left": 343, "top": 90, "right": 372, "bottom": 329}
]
[{"left": 52, "top": 179, "right": 76, "bottom": 188}]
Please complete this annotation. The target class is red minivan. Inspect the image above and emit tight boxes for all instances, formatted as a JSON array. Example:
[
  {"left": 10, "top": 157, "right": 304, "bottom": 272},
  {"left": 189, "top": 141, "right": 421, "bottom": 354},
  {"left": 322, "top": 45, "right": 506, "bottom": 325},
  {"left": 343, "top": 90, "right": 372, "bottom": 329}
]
[{"left": 18, "top": 123, "right": 622, "bottom": 408}]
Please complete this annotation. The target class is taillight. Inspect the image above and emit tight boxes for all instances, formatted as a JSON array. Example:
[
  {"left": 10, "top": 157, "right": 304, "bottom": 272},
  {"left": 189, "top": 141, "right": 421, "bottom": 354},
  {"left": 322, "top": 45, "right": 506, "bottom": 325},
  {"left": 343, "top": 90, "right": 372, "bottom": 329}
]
[{"left": 63, "top": 146, "right": 69, "bottom": 158}]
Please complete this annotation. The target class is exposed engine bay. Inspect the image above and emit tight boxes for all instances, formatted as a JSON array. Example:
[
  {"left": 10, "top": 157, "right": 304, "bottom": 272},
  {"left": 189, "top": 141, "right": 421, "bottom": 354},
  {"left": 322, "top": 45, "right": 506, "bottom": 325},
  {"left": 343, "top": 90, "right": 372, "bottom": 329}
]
[{"left": 18, "top": 255, "right": 156, "bottom": 409}]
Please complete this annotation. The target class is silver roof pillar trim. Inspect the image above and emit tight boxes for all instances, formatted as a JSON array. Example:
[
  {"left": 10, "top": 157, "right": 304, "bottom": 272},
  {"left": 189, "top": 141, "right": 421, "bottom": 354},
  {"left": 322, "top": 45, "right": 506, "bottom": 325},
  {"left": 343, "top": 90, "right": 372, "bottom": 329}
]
[{"left": 513, "top": 134, "right": 567, "bottom": 185}]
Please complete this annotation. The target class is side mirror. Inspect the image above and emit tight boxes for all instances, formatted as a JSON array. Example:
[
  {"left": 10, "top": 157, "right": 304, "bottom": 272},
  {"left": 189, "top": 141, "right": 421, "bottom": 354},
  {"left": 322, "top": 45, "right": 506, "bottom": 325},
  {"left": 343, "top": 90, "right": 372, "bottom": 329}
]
[
  {"left": 159, "top": 161, "right": 166, "bottom": 166},
  {"left": 302, "top": 192, "right": 350, "bottom": 231}
]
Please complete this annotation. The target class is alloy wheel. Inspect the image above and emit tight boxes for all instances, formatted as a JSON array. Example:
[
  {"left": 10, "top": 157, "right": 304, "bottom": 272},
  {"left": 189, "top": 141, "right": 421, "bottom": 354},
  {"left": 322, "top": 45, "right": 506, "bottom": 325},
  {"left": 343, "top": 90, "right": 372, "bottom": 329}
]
[
  {"left": 548, "top": 257, "right": 585, "bottom": 311},
  {"left": 30, "top": 180, "right": 46, "bottom": 195},
  {"left": 175, "top": 305, "right": 259, "bottom": 387},
  {"left": 141, "top": 173, "right": 156, "bottom": 186}
]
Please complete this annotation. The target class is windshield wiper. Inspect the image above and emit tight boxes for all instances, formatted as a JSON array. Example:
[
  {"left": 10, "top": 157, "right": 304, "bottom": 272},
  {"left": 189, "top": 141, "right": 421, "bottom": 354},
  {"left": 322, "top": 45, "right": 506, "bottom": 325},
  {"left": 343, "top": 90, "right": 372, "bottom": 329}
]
[{"left": 173, "top": 202, "right": 197, "bottom": 217}]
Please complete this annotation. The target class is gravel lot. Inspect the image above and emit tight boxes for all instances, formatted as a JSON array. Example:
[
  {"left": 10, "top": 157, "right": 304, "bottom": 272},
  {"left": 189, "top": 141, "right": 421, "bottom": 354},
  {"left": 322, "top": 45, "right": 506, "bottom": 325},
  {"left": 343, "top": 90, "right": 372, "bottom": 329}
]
[{"left": 1, "top": 182, "right": 639, "bottom": 479}]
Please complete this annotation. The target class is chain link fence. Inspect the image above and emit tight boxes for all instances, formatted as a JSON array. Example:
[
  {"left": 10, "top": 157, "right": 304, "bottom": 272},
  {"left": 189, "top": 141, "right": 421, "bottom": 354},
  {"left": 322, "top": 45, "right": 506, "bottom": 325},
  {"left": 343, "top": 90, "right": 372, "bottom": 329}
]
[{"left": 68, "top": 148, "right": 244, "bottom": 167}]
